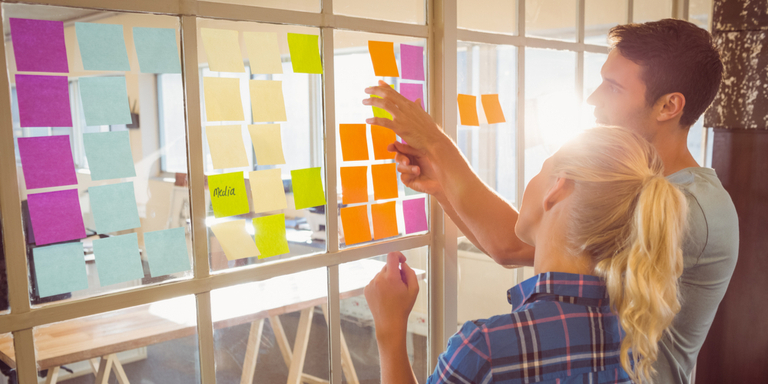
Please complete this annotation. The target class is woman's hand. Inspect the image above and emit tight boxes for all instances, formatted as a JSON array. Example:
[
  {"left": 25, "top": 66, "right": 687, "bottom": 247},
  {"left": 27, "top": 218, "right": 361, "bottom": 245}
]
[{"left": 364, "top": 252, "right": 420, "bottom": 343}]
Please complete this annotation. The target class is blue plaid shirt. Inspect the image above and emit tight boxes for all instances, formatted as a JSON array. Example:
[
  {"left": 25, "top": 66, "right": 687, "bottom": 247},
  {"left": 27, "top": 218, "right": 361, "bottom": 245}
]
[{"left": 427, "top": 272, "right": 633, "bottom": 384}]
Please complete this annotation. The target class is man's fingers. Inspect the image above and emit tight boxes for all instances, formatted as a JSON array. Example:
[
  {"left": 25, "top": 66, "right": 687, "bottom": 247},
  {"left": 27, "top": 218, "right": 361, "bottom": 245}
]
[
  {"left": 365, "top": 117, "right": 396, "bottom": 130},
  {"left": 397, "top": 162, "right": 420, "bottom": 176},
  {"left": 390, "top": 141, "right": 421, "bottom": 157}
]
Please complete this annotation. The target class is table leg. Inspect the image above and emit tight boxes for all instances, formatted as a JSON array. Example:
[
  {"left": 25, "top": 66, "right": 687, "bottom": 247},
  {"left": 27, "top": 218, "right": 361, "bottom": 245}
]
[
  {"left": 44, "top": 366, "right": 60, "bottom": 384},
  {"left": 285, "top": 307, "right": 314, "bottom": 384},
  {"left": 95, "top": 354, "right": 115, "bottom": 384},
  {"left": 269, "top": 315, "right": 293, "bottom": 368},
  {"left": 320, "top": 304, "right": 360, "bottom": 384},
  {"left": 240, "top": 319, "right": 265, "bottom": 384},
  {"left": 111, "top": 355, "right": 130, "bottom": 384},
  {"left": 89, "top": 358, "right": 100, "bottom": 374}
]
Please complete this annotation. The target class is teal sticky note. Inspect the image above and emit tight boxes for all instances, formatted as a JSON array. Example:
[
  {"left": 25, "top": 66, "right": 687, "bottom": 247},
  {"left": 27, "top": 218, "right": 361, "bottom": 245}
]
[
  {"left": 132, "top": 27, "right": 181, "bottom": 74},
  {"left": 93, "top": 233, "right": 144, "bottom": 286},
  {"left": 291, "top": 167, "right": 326, "bottom": 210},
  {"left": 83, "top": 131, "right": 136, "bottom": 180},
  {"left": 89, "top": 181, "right": 141, "bottom": 234},
  {"left": 79, "top": 76, "right": 133, "bottom": 126},
  {"left": 75, "top": 22, "right": 131, "bottom": 71},
  {"left": 144, "top": 227, "right": 191, "bottom": 277},
  {"left": 32, "top": 242, "right": 88, "bottom": 298}
]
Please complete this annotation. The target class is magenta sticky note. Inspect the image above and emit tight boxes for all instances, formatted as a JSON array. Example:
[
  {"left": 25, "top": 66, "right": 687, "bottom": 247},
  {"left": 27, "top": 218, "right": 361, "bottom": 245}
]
[
  {"left": 27, "top": 189, "right": 86, "bottom": 246},
  {"left": 400, "top": 83, "right": 424, "bottom": 110},
  {"left": 403, "top": 197, "right": 428, "bottom": 234},
  {"left": 18, "top": 136, "right": 77, "bottom": 189},
  {"left": 9, "top": 18, "right": 69, "bottom": 73},
  {"left": 400, "top": 44, "right": 424, "bottom": 81},
  {"left": 16, "top": 75, "right": 72, "bottom": 128}
]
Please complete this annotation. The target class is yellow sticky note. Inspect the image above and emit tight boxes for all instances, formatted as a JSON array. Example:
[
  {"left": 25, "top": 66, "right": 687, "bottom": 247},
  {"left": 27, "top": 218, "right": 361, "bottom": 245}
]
[
  {"left": 248, "top": 124, "right": 286, "bottom": 165},
  {"left": 340, "top": 166, "right": 368, "bottom": 205},
  {"left": 287, "top": 33, "right": 323, "bottom": 74},
  {"left": 253, "top": 213, "right": 290, "bottom": 259},
  {"left": 339, "top": 124, "right": 369, "bottom": 161},
  {"left": 340, "top": 205, "right": 372, "bottom": 246},
  {"left": 481, "top": 94, "right": 506, "bottom": 124},
  {"left": 244, "top": 31, "right": 283, "bottom": 75},
  {"left": 457, "top": 94, "right": 479, "bottom": 126},
  {"left": 200, "top": 28, "right": 245, "bottom": 73},
  {"left": 250, "top": 80, "right": 287, "bottom": 122},
  {"left": 371, "top": 201, "right": 398, "bottom": 240},
  {"left": 368, "top": 41, "right": 399, "bottom": 77},
  {"left": 208, "top": 171, "right": 250, "bottom": 218},
  {"left": 371, "top": 163, "right": 398, "bottom": 200},
  {"left": 248, "top": 169, "right": 287, "bottom": 214},
  {"left": 210, "top": 219, "right": 260, "bottom": 260},
  {"left": 371, "top": 125, "right": 396, "bottom": 160},
  {"left": 205, "top": 125, "right": 249, "bottom": 169},
  {"left": 203, "top": 77, "right": 245, "bottom": 122},
  {"left": 372, "top": 83, "right": 395, "bottom": 120}
]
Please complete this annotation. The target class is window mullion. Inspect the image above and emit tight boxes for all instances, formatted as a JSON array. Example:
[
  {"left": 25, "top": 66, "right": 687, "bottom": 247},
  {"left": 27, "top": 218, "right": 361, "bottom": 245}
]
[{"left": 576, "top": 0, "right": 585, "bottom": 106}]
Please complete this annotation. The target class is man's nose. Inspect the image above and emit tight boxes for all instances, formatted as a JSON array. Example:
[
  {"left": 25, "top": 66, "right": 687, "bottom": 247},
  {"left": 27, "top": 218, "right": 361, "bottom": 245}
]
[{"left": 586, "top": 89, "right": 599, "bottom": 107}]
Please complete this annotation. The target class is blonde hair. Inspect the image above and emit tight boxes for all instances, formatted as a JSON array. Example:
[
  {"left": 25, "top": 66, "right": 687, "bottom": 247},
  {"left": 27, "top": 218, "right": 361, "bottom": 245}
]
[{"left": 553, "top": 127, "right": 688, "bottom": 384}]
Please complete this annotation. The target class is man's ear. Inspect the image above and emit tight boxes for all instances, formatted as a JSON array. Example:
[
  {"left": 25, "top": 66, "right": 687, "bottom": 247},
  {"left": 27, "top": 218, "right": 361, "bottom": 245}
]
[
  {"left": 656, "top": 92, "right": 686, "bottom": 123},
  {"left": 543, "top": 177, "right": 575, "bottom": 212}
]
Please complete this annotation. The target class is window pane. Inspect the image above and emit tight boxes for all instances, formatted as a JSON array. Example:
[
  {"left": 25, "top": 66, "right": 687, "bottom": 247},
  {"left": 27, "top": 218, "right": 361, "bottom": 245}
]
[
  {"left": 633, "top": 0, "right": 672, "bottom": 23},
  {"left": 585, "top": 0, "right": 628, "bottom": 45},
  {"left": 583, "top": 52, "right": 608, "bottom": 130},
  {"left": 689, "top": 0, "right": 713, "bottom": 30},
  {"left": 203, "top": 0, "right": 319, "bottom": 13},
  {"left": 458, "top": 0, "right": 516, "bottom": 35},
  {"left": 0, "top": 333, "right": 14, "bottom": 381},
  {"left": 334, "top": 0, "right": 426, "bottom": 25},
  {"left": 526, "top": 0, "right": 577, "bottom": 42}
]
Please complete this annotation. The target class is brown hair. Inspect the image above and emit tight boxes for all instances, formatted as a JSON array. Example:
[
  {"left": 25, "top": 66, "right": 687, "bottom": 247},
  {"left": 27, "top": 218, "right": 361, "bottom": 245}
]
[{"left": 609, "top": 18, "right": 723, "bottom": 127}]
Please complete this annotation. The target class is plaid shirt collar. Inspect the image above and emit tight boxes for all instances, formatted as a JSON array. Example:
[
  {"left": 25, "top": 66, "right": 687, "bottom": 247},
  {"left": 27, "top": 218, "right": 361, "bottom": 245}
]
[{"left": 507, "top": 271, "right": 609, "bottom": 311}]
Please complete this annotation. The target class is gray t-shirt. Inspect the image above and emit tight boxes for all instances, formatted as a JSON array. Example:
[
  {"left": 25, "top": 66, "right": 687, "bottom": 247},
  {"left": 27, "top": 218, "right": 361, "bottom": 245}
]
[{"left": 653, "top": 167, "right": 739, "bottom": 384}]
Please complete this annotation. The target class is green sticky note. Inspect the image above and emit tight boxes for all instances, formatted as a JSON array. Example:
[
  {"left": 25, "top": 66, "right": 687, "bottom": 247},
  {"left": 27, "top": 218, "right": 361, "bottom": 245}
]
[
  {"left": 287, "top": 33, "right": 323, "bottom": 74},
  {"left": 208, "top": 172, "right": 250, "bottom": 218},
  {"left": 253, "top": 214, "right": 290, "bottom": 259},
  {"left": 79, "top": 76, "right": 133, "bottom": 126},
  {"left": 144, "top": 227, "right": 191, "bottom": 277},
  {"left": 89, "top": 181, "right": 141, "bottom": 234},
  {"left": 32, "top": 242, "right": 88, "bottom": 298},
  {"left": 75, "top": 22, "right": 131, "bottom": 71},
  {"left": 291, "top": 167, "right": 326, "bottom": 210},
  {"left": 93, "top": 233, "right": 144, "bottom": 286},
  {"left": 132, "top": 27, "right": 181, "bottom": 74},
  {"left": 372, "top": 83, "right": 395, "bottom": 119},
  {"left": 83, "top": 131, "right": 136, "bottom": 180}
]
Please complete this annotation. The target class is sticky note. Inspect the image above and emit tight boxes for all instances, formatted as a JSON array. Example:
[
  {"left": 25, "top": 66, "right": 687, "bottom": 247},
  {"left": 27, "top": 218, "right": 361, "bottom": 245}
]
[
  {"left": 200, "top": 28, "right": 245, "bottom": 73},
  {"left": 93, "top": 233, "right": 144, "bottom": 286},
  {"left": 341, "top": 205, "right": 372, "bottom": 246},
  {"left": 10, "top": 18, "right": 68, "bottom": 73},
  {"left": 75, "top": 22, "right": 131, "bottom": 71},
  {"left": 208, "top": 172, "right": 250, "bottom": 218},
  {"left": 133, "top": 27, "right": 181, "bottom": 74},
  {"left": 33, "top": 242, "right": 88, "bottom": 298},
  {"left": 210, "top": 219, "right": 260, "bottom": 260},
  {"left": 339, "top": 124, "right": 369, "bottom": 161},
  {"left": 371, "top": 125, "right": 396, "bottom": 160},
  {"left": 371, "top": 163, "right": 398, "bottom": 200},
  {"left": 79, "top": 76, "right": 133, "bottom": 126},
  {"left": 340, "top": 166, "right": 368, "bottom": 204},
  {"left": 253, "top": 214, "right": 290, "bottom": 259},
  {"left": 244, "top": 31, "right": 283, "bottom": 74},
  {"left": 291, "top": 167, "right": 326, "bottom": 210},
  {"left": 248, "top": 124, "right": 286, "bottom": 165},
  {"left": 248, "top": 169, "right": 287, "bottom": 213},
  {"left": 368, "top": 41, "right": 399, "bottom": 77},
  {"left": 18, "top": 135, "right": 77, "bottom": 189},
  {"left": 371, "top": 201, "right": 399, "bottom": 240},
  {"left": 144, "top": 227, "right": 191, "bottom": 277},
  {"left": 372, "top": 83, "right": 395, "bottom": 119},
  {"left": 203, "top": 77, "right": 245, "bottom": 122},
  {"left": 15, "top": 75, "right": 72, "bottom": 128},
  {"left": 400, "top": 44, "right": 425, "bottom": 81},
  {"left": 83, "top": 131, "right": 137, "bottom": 180},
  {"left": 457, "top": 94, "right": 479, "bottom": 126},
  {"left": 287, "top": 33, "right": 323, "bottom": 74},
  {"left": 403, "top": 197, "right": 428, "bottom": 234},
  {"left": 400, "top": 83, "right": 425, "bottom": 110},
  {"left": 89, "top": 182, "right": 141, "bottom": 234},
  {"left": 205, "top": 125, "right": 249, "bottom": 169},
  {"left": 27, "top": 189, "right": 85, "bottom": 246},
  {"left": 481, "top": 94, "right": 506, "bottom": 124},
  {"left": 249, "top": 80, "right": 287, "bottom": 122}
]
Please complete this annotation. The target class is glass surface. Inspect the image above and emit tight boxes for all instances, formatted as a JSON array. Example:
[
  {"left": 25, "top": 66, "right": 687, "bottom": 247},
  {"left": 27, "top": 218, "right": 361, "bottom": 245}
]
[
  {"left": 196, "top": 19, "right": 326, "bottom": 271},
  {"left": 633, "top": 0, "right": 673, "bottom": 23},
  {"left": 32, "top": 297, "right": 200, "bottom": 383},
  {"left": 458, "top": 0, "right": 516, "bottom": 35},
  {"left": 583, "top": 51, "right": 608, "bottom": 131},
  {"left": 203, "top": 0, "right": 319, "bottom": 13},
  {"left": 334, "top": 0, "right": 426, "bottom": 25},
  {"left": 526, "top": 0, "right": 577, "bottom": 42},
  {"left": 689, "top": 0, "right": 713, "bottom": 30},
  {"left": 211, "top": 267, "right": 329, "bottom": 383},
  {"left": 585, "top": 0, "right": 628, "bottom": 45},
  {"left": 338, "top": 247, "right": 428, "bottom": 382},
  {"left": 457, "top": 42, "right": 517, "bottom": 206},
  {"left": 0, "top": 333, "right": 14, "bottom": 381}
]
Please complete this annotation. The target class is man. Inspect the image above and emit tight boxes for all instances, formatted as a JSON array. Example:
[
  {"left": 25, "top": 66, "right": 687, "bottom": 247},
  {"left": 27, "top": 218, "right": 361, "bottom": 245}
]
[{"left": 363, "top": 19, "right": 738, "bottom": 384}]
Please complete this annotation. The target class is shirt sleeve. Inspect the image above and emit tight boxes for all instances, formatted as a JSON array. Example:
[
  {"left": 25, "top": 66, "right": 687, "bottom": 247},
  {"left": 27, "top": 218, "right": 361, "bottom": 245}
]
[{"left": 427, "top": 320, "right": 492, "bottom": 384}]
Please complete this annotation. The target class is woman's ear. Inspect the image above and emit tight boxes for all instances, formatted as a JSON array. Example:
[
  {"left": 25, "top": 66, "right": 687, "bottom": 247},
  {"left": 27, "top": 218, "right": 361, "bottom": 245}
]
[{"left": 543, "top": 177, "right": 575, "bottom": 212}]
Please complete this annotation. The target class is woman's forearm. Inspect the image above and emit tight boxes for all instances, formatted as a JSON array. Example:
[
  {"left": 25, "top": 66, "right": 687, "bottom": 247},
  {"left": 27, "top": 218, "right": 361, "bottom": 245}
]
[{"left": 377, "top": 329, "right": 418, "bottom": 384}]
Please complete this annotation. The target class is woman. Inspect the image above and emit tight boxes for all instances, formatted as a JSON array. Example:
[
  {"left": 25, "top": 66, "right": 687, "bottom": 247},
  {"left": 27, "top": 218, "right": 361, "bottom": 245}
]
[{"left": 364, "top": 127, "right": 687, "bottom": 384}]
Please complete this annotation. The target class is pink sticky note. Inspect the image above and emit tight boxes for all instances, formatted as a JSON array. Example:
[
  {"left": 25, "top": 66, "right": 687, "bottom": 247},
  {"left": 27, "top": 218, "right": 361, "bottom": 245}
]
[
  {"left": 16, "top": 75, "right": 72, "bottom": 128},
  {"left": 18, "top": 136, "right": 77, "bottom": 189},
  {"left": 400, "top": 83, "right": 424, "bottom": 110},
  {"left": 9, "top": 18, "right": 69, "bottom": 73},
  {"left": 403, "top": 197, "right": 428, "bottom": 234},
  {"left": 27, "top": 189, "right": 86, "bottom": 246},
  {"left": 400, "top": 44, "right": 424, "bottom": 81}
]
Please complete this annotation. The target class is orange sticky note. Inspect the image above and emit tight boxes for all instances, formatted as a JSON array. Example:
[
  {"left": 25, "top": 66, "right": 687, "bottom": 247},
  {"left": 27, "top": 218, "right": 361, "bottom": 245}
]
[
  {"left": 371, "top": 163, "right": 398, "bottom": 200},
  {"left": 339, "top": 124, "right": 369, "bottom": 161},
  {"left": 457, "top": 94, "right": 479, "bottom": 126},
  {"left": 368, "top": 41, "right": 399, "bottom": 77},
  {"left": 340, "top": 205, "right": 372, "bottom": 246},
  {"left": 481, "top": 94, "right": 506, "bottom": 124},
  {"left": 340, "top": 166, "right": 368, "bottom": 204},
  {"left": 371, "top": 125, "right": 396, "bottom": 160},
  {"left": 371, "top": 201, "right": 398, "bottom": 240}
]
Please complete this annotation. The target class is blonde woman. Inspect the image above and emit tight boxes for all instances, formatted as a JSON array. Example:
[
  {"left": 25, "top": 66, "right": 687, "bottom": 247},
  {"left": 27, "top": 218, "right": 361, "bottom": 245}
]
[{"left": 365, "top": 127, "right": 687, "bottom": 383}]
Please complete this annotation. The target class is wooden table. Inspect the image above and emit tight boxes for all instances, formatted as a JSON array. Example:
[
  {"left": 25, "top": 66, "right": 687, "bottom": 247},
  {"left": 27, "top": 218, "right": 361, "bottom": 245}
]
[{"left": 0, "top": 259, "right": 424, "bottom": 384}]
